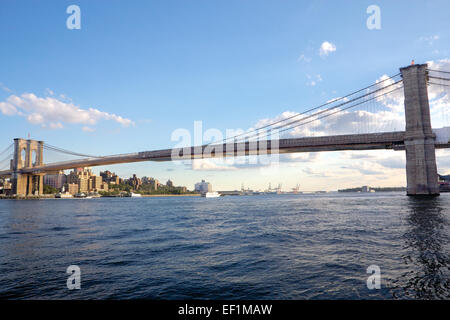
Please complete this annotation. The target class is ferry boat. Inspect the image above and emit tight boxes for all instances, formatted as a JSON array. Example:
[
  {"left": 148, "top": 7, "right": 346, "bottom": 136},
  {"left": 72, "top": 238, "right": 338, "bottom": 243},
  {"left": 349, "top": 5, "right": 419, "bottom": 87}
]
[{"left": 201, "top": 191, "right": 221, "bottom": 198}]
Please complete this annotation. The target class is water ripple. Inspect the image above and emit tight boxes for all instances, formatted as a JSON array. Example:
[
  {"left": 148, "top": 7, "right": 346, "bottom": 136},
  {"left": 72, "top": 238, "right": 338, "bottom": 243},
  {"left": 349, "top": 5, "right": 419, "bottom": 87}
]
[{"left": 0, "top": 193, "right": 448, "bottom": 299}]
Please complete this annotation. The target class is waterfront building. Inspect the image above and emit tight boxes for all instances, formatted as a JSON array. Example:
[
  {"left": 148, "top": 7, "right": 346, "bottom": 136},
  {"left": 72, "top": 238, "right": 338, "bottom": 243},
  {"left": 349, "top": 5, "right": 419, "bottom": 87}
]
[
  {"left": 91, "top": 175, "right": 103, "bottom": 190},
  {"left": 44, "top": 171, "right": 67, "bottom": 190},
  {"left": 195, "top": 180, "right": 212, "bottom": 193},
  {"left": 67, "top": 167, "right": 104, "bottom": 193},
  {"left": 149, "top": 178, "right": 160, "bottom": 190},
  {"left": 127, "top": 174, "right": 142, "bottom": 190},
  {"left": 99, "top": 182, "right": 109, "bottom": 192},
  {"left": 0, "top": 179, "right": 12, "bottom": 195},
  {"left": 166, "top": 179, "right": 173, "bottom": 187},
  {"left": 79, "top": 176, "right": 89, "bottom": 193},
  {"left": 100, "top": 170, "right": 120, "bottom": 184},
  {"left": 141, "top": 176, "right": 160, "bottom": 190},
  {"left": 67, "top": 183, "right": 78, "bottom": 195}
]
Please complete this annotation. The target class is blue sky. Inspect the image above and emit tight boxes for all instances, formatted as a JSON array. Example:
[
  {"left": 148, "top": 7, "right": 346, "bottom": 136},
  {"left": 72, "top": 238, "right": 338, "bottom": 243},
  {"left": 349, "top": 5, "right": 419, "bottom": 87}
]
[{"left": 1, "top": 0, "right": 450, "bottom": 191}]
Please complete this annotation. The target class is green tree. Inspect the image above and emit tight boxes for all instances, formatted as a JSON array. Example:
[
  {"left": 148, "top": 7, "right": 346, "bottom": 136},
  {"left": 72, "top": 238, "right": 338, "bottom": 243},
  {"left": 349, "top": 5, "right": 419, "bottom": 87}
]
[{"left": 43, "top": 184, "right": 58, "bottom": 194}]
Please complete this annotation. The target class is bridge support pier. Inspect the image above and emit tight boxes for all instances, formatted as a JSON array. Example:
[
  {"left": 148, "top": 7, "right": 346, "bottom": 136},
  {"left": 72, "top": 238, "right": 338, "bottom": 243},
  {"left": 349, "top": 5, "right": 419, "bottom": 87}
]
[
  {"left": 11, "top": 138, "right": 44, "bottom": 196},
  {"left": 401, "top": 64, "right": 440, "bottom": 196}
]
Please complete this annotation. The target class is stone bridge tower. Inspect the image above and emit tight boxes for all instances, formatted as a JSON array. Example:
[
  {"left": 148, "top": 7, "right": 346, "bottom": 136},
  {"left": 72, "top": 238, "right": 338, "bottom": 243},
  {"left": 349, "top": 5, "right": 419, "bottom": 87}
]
[
  {"left": 400, "top": 64, "right": 440, "bottom": 195},
  {"left": 11, "top": 138, "right": 44, "bottom": 196}
]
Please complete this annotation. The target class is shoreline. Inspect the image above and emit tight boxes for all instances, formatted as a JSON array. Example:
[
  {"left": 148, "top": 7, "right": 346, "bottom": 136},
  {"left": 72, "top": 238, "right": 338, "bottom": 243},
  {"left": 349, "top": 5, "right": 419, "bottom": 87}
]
[
  {"left": 0, "top": 193, "right": 201, "bottom": 200},
  {"left": 140, "top": 194, "right": 200, "bottom": 197}
]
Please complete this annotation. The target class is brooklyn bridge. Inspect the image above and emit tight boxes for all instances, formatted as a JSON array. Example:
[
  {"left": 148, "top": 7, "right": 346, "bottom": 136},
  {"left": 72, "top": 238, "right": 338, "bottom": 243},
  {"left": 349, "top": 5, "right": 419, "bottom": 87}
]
[{"left": 1, "top": 64, "right": 449, "bottom": 196}]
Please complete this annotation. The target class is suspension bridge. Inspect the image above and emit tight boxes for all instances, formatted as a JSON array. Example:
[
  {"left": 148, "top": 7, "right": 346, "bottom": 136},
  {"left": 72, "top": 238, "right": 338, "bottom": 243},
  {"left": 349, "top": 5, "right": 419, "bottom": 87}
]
[{"left": 0, "top": 63, "right": 449, "bottom": 196}]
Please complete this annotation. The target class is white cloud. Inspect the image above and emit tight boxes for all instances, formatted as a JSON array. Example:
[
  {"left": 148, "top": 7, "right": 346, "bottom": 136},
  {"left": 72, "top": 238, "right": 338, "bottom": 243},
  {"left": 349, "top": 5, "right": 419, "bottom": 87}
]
[
  {"left": 306, "top": 74, "right": 322, "bottom": 86},
  {"left": 0, "top": 101, "right": 18, "bottom": 115},
  {"left": 191, "top": 159, "right": 236, "bottom": 171},
  {"left": 82, "top": 126, "right": 95, "bottom": 132},
  {"left": 419, "top": 35, "right": 440, "bottom": 45},
  {"left": 283, "top": 152, "right": 320, "bottom": 163},
  {"left": 0, "top": 92, "right": 134, "bottom": 129},
  {"left": 302, "top": 166, "right": 334, "bottom": 178},
  {"left": 0, "top": 82, "right": 12, "bottom": 93},
  {"left": 297, "top": 54, "right": 312, "bottom": 63},
  {"left": 319, "top": 41, "right": 336, "bottom": 57}
]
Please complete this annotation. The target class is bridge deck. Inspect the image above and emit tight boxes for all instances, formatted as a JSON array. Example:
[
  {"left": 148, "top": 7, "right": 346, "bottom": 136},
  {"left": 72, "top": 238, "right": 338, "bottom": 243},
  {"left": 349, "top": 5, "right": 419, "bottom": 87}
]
[
  {"left": 0, "top": 131, "right": 411, "bottom": 176},
  {"left": 1, "top": 130, "right": 448, "bottom": 176}
]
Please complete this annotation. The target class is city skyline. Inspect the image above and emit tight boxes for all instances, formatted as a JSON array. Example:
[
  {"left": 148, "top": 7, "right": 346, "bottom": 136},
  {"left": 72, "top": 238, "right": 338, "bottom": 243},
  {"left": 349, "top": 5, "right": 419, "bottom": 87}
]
[{"left": 1, "top": 1, "right": 450, "bottom": 191}]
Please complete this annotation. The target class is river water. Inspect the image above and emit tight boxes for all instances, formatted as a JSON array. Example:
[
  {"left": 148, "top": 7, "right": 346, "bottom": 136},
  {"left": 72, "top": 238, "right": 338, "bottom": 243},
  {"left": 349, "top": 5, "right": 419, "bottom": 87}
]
[{"left": 0, "top": 193, "right": 448, "bottom": 299}]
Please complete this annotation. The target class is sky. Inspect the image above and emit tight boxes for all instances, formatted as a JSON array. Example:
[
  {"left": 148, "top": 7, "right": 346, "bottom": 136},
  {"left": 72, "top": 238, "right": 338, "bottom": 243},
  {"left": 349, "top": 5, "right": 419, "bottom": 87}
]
[{"left": 1, "top": 0, "right": 450, "bottom": 191}]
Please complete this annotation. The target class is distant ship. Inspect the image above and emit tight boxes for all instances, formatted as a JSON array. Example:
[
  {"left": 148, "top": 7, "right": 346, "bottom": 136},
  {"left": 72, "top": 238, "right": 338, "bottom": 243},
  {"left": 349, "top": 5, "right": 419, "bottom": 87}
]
[{"left": 201, "top": 191, "right": 221, "bottom": 198}]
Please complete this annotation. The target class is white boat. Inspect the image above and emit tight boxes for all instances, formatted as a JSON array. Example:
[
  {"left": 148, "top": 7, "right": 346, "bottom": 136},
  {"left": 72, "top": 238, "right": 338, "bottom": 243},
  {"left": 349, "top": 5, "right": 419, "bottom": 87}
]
[
  {"left": 202, "top": 191, "right": 221, "bottom": 198},
  {"left": 74, "top": 192, "right": 87, "bottom": 198},
  {"left": 130, "top": 192, "right": 142, "bottom": 197},
  {"left": 55, "top": 192, "right": 73, "bottom": 198}
]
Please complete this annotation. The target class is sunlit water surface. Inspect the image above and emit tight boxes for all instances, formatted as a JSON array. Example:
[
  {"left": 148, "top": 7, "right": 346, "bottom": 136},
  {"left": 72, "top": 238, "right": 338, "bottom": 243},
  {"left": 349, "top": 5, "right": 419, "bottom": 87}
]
[{"left": 0, "top": 193, "right": 449, "bottom": 299}]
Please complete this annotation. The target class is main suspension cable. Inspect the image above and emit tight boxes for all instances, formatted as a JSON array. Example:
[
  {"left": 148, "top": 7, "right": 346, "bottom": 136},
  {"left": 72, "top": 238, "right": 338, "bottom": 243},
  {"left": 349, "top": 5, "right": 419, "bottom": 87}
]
[
  {"left": 251, "top": 83, "right": 404, "bottom": 142},
  {"left": 232, "top": 79, "right": 403, "bottom": 143},
  {"left": 0, "top": 143, "right": 13, "bottom": 157},
  {"left": 215, "top": 73, "right": 401, "bottom": 144},
  {"left": 428, "top": 69, "right": 450, "bottom": 74},
  {"left": 43, "top": 144, "right": 103, "bottom": 159},
  {"left": 429, "top": 82, "right": 450, "bottom": 88}
]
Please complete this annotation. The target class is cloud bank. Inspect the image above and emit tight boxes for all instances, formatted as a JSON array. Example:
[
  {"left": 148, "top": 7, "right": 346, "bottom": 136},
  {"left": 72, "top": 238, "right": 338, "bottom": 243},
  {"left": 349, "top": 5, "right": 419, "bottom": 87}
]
[{"left": 0, "top": 92, "right": 134, "bottom": 129}]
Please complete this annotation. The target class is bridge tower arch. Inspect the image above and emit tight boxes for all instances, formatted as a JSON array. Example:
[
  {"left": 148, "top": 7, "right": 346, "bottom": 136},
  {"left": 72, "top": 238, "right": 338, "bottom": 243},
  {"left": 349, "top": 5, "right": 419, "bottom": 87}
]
[
  {"left": 400, "top": 64, "right": 440, "bottom": 195},
  {"left": 11, "top": 138, "right": 44, "bottom": 196}
]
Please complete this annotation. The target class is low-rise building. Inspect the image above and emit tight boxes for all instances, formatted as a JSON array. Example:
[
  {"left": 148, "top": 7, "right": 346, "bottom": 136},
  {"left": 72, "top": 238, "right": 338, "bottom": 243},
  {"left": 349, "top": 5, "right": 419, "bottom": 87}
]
[
  {"left": 0, "top": 179, "right": 12, "bottom": 195},
  {"left": 99, "top": 182, "right": 109, "bottom": 192},
  {"left": 67, "top": 183, "right": 79, "bottom": 195}
]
